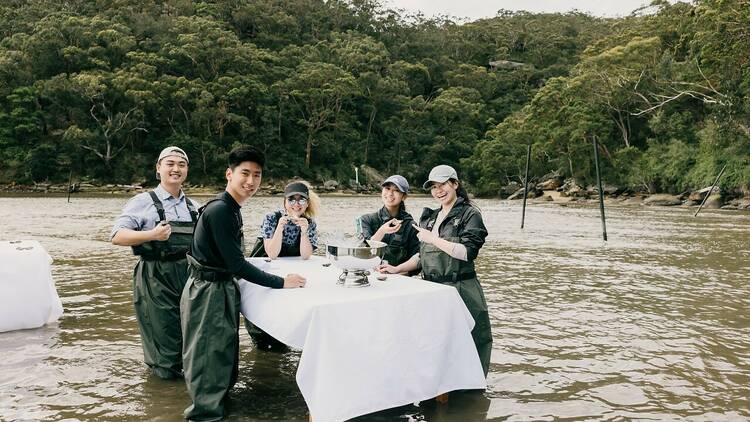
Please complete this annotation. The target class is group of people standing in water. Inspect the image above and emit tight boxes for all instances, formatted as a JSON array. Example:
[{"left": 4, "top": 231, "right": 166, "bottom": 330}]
[{"left": 111, "top": 144, "right": 491, "bottom": 421}]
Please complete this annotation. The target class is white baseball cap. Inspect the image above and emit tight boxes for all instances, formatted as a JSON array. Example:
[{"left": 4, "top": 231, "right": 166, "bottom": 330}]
[
  {"left": 157, "top": 146, "right": 189, "bottom": 164},
  {"left": 422, "top": 165, "right": 458, "bottom": 189}
]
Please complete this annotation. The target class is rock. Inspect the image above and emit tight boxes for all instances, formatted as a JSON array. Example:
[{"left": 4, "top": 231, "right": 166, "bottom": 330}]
[
  {"left": 722, "top": 199, "right": 750, "bottom": 210},
  {"left": 585, "top": 184, "right": 623, "bottom": 196},
  {"left": 537, "top": 171, "right": 563, "bottom": 190},
  {"left": 542, "top": 190, "right": 573, "bottom": 203},
  {"left": 701, "top": 193, "right": 723, "bottom": 209},
  {"left": 622, "top": 196, "right": 644, "bottom": 205},
  {"left": 359, "top": 165, "right": 385, "bottom": 186},
  {"left": 688, "top": 186, "right": 720, "bottom": 202},
  {"left": 507, "top": 185, "right": 539, "bottom": 200},
  {"left": 643, "top": 194, "right": 682, "bottom": 206},
  {"left": 560, "top": 179, "right": 584, "bottom": 197},
  {"left": 538, "top": 178, "right": 561, "bottom": 190},
  {"left": 568, "top": 185, "right": 583, "bottom": 196},
  {"left": 500, "top": 182, "right": 521, "bottom": 197},
  {"left": 323, "top": 180, "right": 339, "bottom": 191},
  {"left": 602, "top": 184, "right": 621, "bottom": 195}
]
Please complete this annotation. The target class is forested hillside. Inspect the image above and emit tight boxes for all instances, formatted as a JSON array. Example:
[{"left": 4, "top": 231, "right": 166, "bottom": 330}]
[{"left": 1, "top": 0, "right": 747, "bottom": 195}]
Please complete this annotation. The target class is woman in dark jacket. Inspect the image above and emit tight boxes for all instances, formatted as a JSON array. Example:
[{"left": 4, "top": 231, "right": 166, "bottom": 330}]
[
  {"left": 378, "top": 165, "right": 491, "bottom": 378},
  {"left": 358, "top": 175, "right": 420, "bottom": 270}
]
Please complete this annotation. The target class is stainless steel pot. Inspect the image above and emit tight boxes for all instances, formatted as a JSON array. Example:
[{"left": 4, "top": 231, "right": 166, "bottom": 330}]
[{"left": 325, "top": 240, "right": 386, "bottom": 287}]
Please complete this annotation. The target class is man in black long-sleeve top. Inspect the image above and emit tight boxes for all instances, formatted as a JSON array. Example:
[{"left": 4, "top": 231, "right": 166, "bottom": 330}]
[{"left": 180, "top": 145, "right": 306, "bottom": 421}]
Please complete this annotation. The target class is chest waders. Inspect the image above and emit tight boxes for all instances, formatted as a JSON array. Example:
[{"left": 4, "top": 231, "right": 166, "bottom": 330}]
[
  {"left": 131, "top": 191, "right": 197, "bottom": 380},
  {"left": 180, "top": 198, "right": 243, "bottom": 422},
  {"left": 382, "top": 232, "right": 409, "bottom": 266},
  {"left": 420, "top": 215, "right": 492, "bottom": 377}
]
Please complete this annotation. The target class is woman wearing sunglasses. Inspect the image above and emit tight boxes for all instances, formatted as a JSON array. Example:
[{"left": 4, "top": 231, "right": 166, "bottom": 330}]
[
  {"left": 247, "top": 180, "right": 320, "bottom": 351},
  {"left": 255, "top": 181, "right": 320, "bottom": 260}
]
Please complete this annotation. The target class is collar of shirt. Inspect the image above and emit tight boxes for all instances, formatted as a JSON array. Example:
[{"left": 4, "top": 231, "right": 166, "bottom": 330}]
[
  {"left": 378, "top": 205, "right": 409, "bottom": 222},
  {"left": 220, "top": 191, "right": 240, "bottom": 210},
  {"left": 154, "top": 184, "right": 185, "bottom": 202}
]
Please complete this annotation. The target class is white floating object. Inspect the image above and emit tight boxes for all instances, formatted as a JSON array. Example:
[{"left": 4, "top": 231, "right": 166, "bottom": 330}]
[{"left": 0, "top": 240, "right": 63, "bottom": 332}]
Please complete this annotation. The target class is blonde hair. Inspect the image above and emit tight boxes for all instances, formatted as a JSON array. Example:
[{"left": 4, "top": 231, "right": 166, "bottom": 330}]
[{"left": 284, "top": 180, "right": 320, "bottom": 219}]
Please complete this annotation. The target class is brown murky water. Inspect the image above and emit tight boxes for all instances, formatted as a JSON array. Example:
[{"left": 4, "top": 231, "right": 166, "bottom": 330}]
[{"left": 1, "top": 195, "right": 749, "bottom": 421}]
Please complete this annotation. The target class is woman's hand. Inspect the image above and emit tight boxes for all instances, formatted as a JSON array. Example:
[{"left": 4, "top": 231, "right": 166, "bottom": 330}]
[
  {"left": 376, "top": 263, "right": 400, "bottom": 274},
  {"left": 412, "top": 223, "right": 438, "bottom": 244},
  {"left": 376, "top": 218, "right": 402, "bottom": 236},
  {"left": 277, "top": 216, "right": 291, "bottom": 229},
  {"left": 296, "top": 217, "right": 309, "bottom": 232}
]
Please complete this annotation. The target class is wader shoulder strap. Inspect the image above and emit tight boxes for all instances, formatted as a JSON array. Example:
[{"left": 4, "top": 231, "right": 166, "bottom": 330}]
[
  {"left": 198, "top": 198, "right": 223, "bottom": 216},
  {"left": 186, "top": 198, "right": 198, "bottom": 223},
  {"left": 148, "top": 191, "right": 166, "bottom": 222}
]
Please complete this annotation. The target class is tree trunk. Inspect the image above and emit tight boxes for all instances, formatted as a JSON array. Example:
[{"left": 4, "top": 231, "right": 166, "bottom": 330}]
[
  {"left": 305, "top": 133, "right": 313, "bottom": 168},
  {"left": 614, "top": 110, "right": 631, "bottom": 148},
  {"left": 363, "top": 107, "right": 376, "bottom": 165}
]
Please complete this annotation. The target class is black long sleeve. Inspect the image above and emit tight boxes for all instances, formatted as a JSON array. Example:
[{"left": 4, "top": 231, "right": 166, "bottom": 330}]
[{"left": 191, "top": 192, "right": 284, "bottom": 289}]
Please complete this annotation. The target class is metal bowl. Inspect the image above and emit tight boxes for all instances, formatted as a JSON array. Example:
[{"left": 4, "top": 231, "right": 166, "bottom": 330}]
[{"left": 325, "top": 240, "right": 387, "bottom": 271}]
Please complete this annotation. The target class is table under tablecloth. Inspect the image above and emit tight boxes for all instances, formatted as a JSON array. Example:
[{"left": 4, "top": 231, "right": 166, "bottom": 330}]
[
  {"left": 0, "top": 240, "right": 63, "bottom": 332},
  {"left": 238, "top": 256, "right": 485, "bottom": 422}
]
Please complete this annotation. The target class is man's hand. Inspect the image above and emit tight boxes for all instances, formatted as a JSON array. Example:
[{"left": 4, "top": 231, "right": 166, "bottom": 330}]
[
  {"left": 150, "top": 222, "right": 171, "bottom": 241},
  {"left": 283, "top": 273, "right": 306, "bottom": 288}
]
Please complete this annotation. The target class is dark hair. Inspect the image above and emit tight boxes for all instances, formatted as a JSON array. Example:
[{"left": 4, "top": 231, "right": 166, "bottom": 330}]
[
  {"left": 228, "top": 145, "right": 265, "bottom": 170},
  {"left": 451, "top": 178, "right": 475, "bottom": 207}
]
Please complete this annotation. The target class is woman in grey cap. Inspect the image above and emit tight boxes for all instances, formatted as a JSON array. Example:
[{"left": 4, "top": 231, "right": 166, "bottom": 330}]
[
  {"left": 378, "top": 165, "right": 491, "bottom": 380},
  {"left": 358, "top": 175, "right": 420, "bottom": 271}
]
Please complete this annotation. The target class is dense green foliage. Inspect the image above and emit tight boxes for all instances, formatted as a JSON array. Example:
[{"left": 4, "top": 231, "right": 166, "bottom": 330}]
[
  {"left": 465, "top": 0, "right": 750, "bottom": 195},
  {"left": 0, "top": 0, "right": 747, "bottom": 194}
]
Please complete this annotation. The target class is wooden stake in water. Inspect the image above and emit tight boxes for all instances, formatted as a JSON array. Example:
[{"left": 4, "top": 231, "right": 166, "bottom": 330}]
[
  {"left": 66, "top": 169, "right": 73, "bottom": 203},
  {"left": 592, "top": 136, "right": 607, "bottom": 241},
  {"left": 521, "top": 143, "right": 531, "bottom": 229},
  {"left": 694, "top": 163, "right": 727, "bottom": 217}
]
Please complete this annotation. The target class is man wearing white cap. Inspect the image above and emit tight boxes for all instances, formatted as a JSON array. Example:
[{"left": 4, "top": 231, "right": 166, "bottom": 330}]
[{"left": 111, "top": 146, "right": 200, "bottom": 379}]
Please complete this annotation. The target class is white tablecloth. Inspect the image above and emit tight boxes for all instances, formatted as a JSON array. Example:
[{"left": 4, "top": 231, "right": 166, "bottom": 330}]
[
  {"left": 0, "top": 240, "right": 63, "bottom": 332},
  {"left": 238, "top": 256, "right": 486, "bottom": 422}
]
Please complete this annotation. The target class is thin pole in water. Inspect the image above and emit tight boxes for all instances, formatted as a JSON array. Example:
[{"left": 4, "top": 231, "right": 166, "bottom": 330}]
[
  {"left": 66, "top": 169, "right": 73, "bottom": 203},
  {"left": 592, "top": 136, "right": 607, "bottom": 241},
  {"left": 694, "top": 163, "right": 727, "bottom": 217},
  {"left": 521, "top": 143, "right": 531, "bottom": 229}
]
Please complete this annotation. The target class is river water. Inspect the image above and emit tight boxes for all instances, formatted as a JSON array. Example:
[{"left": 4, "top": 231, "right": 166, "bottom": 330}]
[{"left": 1, "top": 194, "right": 749, "bottom": 421}]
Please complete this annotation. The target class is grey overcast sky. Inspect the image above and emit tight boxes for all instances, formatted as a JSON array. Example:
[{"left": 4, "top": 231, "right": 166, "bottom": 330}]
[{"left": 384, "top": 0, "right": 660, "bottom": 20}]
